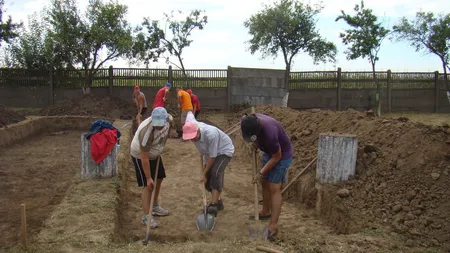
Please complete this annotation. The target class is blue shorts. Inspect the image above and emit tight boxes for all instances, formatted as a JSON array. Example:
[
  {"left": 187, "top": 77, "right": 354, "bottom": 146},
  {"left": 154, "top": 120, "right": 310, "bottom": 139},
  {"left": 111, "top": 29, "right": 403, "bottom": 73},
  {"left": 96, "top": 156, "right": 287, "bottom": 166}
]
[{"left": 261, "top": 153, "right": 293, "bottom": 184}]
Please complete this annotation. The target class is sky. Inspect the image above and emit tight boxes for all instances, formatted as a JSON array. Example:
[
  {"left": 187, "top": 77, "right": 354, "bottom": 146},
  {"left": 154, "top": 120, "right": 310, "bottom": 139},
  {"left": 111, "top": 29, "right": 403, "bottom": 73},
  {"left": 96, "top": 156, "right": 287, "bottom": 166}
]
[{"left": 2, "top": 0, "right": 450, "bottom": 72}]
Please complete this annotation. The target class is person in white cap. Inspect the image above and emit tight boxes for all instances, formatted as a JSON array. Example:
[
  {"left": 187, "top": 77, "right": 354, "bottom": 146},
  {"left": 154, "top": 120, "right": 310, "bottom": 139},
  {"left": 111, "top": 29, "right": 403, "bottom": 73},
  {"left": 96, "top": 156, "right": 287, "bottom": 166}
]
[
  {"left": 182, "top": 112, "right": 234, "bottom": 217},
  {"left": 130, "top": 107, "right": 174, "bottom": 228}
]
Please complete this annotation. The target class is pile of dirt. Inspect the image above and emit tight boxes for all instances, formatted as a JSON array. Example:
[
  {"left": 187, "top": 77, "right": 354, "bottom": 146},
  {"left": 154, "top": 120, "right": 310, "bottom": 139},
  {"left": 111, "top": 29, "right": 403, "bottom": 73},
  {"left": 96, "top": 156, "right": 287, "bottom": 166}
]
[
  {"left": 0, "top": 105, "right": 26, "bottom": 127},
  {"left": 39, "top": 94, "right": 136, "bottom": 119},
  {"left": 229, "top": 105, "right": 450, "bottom": 248}
]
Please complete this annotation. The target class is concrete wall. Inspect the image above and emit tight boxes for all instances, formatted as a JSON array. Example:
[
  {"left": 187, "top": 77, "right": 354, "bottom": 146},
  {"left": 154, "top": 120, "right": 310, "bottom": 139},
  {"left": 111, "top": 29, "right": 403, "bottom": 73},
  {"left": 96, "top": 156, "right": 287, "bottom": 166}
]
[{"left": 228, "top": 67, "right": 287, "bottom": 107}]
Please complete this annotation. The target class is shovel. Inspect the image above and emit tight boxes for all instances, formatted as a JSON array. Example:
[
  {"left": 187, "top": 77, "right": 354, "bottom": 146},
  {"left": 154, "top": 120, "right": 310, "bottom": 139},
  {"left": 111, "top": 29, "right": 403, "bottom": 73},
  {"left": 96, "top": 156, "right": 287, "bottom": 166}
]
[
  {"left": 247, "top": 123, "right": 268, "bottom": 239},
  {"left": 142, "top": 156, "right": 160, "bottom": 246},
  {"left": 196, "top": 155, "right": 215, "bottom": 231}
]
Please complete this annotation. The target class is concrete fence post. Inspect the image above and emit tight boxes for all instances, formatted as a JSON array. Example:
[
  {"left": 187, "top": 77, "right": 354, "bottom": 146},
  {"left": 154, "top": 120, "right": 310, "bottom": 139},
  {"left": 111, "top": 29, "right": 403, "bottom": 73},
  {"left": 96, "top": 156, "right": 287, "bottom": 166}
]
[
  {"left": 49, "top": 68, "right": 54, "bottom": 106},
  {"left": 108, "top": 65, "right": 113, "bottom": 96},
  {"left": 434, "top": 71, "right": 439, "bottom": 113},
  {"left": 168, "top": 65, "right": 173, "bottom": 84},
  {"left": 387, "top": 69, "right": 392, "bottom": 113},
  {"left": 226, "top": 66, "right": 232, "bottom": 112},
  {"left": 337, "top": 67, "right": 342, "bottom": 111}
]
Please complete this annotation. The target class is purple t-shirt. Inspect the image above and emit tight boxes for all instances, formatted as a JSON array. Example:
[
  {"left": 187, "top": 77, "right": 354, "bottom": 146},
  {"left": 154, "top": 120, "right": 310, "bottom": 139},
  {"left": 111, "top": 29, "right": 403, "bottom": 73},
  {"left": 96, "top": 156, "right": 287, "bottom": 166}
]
[{"left": 255, "top": 113, "right": 293, "bottom": 160}]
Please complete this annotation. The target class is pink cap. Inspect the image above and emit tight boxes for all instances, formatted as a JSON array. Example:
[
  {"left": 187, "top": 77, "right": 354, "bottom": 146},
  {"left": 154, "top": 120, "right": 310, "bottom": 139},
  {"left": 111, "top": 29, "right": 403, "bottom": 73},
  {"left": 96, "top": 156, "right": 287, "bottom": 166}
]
[
  {"left": 134, "top": 85, "right": 140, "bottom": 90},
  {"left": 182, "top": 121, "right": 199, "bottom": 140}
]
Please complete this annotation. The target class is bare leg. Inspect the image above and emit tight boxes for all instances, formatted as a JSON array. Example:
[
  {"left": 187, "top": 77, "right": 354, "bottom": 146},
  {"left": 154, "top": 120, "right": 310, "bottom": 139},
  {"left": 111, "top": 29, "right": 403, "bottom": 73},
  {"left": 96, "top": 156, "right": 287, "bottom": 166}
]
[
  {"left": 141, "top": 187, "right": 152, "bottom": 214},
  {"left": 261, "top": 179, "right": 271, "bottom": 215},
  {"left": 268, "top": 182, "right": 282, "bottom": 232},
  {"left": 211, "top": 189, "right": 220, "bottom": 203},
  {"left": 153, "top": 178, "right": 163, "bottom": 207}
]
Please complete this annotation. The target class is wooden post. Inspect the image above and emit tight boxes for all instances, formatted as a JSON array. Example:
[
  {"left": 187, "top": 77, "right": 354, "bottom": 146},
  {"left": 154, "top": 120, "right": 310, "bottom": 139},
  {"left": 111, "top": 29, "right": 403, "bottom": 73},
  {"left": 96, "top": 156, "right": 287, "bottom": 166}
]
[
  {"left": 316, "top": 133, "right": 358, "bottom": 184},
  {"left": 434, "top": 71, "right": 439, "bottom": 113},
  {"left": 21, "top": 204, "right": 27, "bottom": 250},
  {"left": 227, "top": 65, "right": 232, "bottom": 112},
  {"left": 49, "top": 68, "right": 54, "bottom": 106},
  {"left": 168, "top": 65, "right": 173, "bottom": 84},
  {"left": 108, "top": 65, "right": 114, "bottom": 96},
  {"left": 336, "top": 67, "right": 342, "bottom": 111},
  {"left": 80, "top": 134, "right": 118, "bottom": 179}
]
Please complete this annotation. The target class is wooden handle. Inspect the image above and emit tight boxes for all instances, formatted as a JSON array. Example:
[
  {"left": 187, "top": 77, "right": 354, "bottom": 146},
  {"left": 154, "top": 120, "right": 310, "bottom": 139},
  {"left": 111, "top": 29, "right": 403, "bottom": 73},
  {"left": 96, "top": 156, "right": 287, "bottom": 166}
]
[
  {"left": 200, "top": 155, "right": 208, "bottom": 207},
  {"left": 21, "top": 204, "right": 27, "bottom": 250},
  {"left": 146, "top": 156, "right": 160, "bottom": 233},
  {"left": 256, "top": 246, "right": 284, "bottom": 253},
  {"left": 281, "top": 156, "right": 317, "bottom": 195},
  {"left": 250, "top": 106, "right": 259, "bottom": 221}
]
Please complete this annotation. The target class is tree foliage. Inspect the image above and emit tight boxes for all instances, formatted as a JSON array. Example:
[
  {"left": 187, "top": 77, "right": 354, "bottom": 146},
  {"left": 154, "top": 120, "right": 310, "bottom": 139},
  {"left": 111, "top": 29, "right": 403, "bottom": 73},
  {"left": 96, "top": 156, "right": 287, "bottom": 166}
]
[
  {"left": 336, "top": 0, "right": 389, "bottom": 115},
  {"left": 0, "top": 0, "right": 22, "bottom": 48},
  {"left": 243, "top": 0, "right": 337, "bottom": 77},
  {"left": 138, "top": 10, "right": 208, "bottom": 78},
  {"left": 393, "top": 11, "right": 450, "bottom": 81}
]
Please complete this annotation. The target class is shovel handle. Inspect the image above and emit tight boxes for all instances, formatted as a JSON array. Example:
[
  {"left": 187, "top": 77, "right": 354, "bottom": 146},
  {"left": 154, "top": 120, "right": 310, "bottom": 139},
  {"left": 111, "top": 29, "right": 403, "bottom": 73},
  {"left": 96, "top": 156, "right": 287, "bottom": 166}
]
[
  {"left": 250, "top": 106, "right": 259, "bottom": 222},
  {"left": 144, "top": 155, "right": 160, "bottom": 244},
  {"left": 200, "top": 155, "right": 208, "bottom": 207}
]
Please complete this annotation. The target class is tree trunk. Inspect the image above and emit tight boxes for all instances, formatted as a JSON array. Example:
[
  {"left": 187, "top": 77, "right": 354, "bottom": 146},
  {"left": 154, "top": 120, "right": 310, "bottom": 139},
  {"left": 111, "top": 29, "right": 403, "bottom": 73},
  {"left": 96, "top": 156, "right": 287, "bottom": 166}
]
[
  {"left": 316, "top": 132, "right": 358, "bottom": 184},
  {"left": 283, "top": 65, "right": 290, "bottom": 108},
  {"left": 80, "top": 134, "right": 118, "bottom": 179},
  {"left": 371, "top": 63, "right": 381, "bottom": 116}
]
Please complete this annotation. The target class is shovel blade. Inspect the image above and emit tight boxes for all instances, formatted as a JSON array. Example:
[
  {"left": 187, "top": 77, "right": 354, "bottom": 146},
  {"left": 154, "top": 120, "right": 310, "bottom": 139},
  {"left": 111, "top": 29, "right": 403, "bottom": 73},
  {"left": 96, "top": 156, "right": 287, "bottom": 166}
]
[
  {"left": 196, "top": 213, "right": 215, "bottom": 231},
  {"left": 248, "top": 223, "right": 268, "bottom": 241}
]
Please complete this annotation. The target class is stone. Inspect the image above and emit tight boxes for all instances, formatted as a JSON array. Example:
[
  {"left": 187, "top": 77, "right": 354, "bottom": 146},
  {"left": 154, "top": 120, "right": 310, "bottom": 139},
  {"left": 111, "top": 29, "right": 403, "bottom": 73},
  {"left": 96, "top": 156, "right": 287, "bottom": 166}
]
[
  {"left": 431, "top": 173, "right": 440, "bottom": 180},
  {"left": 337, "top": 188, "right": 350, "bottom": 198},
  {"left": 406, "top": 190, "right": 417, "bottom": 201},
  {"left": 393, "top": 204, "right": 402, "bottom": 213},
  {"left": 405, "top": 239, "right": 415, "bottom": 247},
  {"left": 408, "top": 228, "right": 421, "bottom": 236}
]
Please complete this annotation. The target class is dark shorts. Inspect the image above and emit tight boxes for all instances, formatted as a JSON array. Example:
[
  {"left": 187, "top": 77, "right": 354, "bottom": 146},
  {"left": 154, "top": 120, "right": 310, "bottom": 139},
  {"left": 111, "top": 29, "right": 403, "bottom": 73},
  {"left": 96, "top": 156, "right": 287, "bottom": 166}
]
[
  {"left": 262, "top": 153, "right": 293, "bottom": 184},
  {"left": 204, "top": 154, "right": 232, "bottom": 192},
  {"left": 194, "top": 110, "right": 200, "bottom": 118},
  {"left": 132, "top": 156, "right": 166, "bottom": 187}
]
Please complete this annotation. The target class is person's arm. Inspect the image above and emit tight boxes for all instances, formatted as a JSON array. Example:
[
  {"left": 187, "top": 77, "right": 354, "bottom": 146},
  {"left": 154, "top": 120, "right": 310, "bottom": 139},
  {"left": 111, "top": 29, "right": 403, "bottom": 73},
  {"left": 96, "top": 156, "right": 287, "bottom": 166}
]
[
  {"left": 203, "top": 131, "right": 219, "bottom": 175},
  {"left": 163, "top": 89, "right": 169, "bottom": 102},
  {"left": 138, "top": 95, "right": 144, "bottom": 114},
  {"left": 140, "top": 151, "right": 154, "bottom": 188},
  {"left": 177, "top": 92, "right": 182, "bottom": 107},
  {"left": 132, "top": 93, "right": 138, "bottom": 107},
  {"left": 193, "top": 103, "right": 197, "bottom": 112},
  {"left": 259, "top": 134, "right": 282, "bottom": 174}
]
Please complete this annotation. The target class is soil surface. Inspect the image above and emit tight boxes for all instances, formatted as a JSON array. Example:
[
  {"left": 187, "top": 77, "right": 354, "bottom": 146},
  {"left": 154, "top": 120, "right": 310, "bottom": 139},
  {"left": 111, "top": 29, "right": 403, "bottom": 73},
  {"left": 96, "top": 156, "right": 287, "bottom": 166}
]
[
  {"left": 0, "top": 105, "right": 26, "bottom": 127},
  {"left": 226, "top": 105, "right": 450, "bottom": 250},
  {"left": 115, "top": 122, "right": 444, "bottom": 252},
  {"left": 39, "top": 94, "right": 136, "bottom": 119},
  {"left": 0, "top": 131, "right": 81, "bottom": 247}
]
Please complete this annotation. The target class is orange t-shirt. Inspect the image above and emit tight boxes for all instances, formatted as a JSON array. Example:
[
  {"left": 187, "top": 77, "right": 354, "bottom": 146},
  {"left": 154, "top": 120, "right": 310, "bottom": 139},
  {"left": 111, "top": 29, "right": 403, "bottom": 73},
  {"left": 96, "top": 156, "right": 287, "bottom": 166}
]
[{"left": 178, "top": 90, "right": 193, "bottom": 111}]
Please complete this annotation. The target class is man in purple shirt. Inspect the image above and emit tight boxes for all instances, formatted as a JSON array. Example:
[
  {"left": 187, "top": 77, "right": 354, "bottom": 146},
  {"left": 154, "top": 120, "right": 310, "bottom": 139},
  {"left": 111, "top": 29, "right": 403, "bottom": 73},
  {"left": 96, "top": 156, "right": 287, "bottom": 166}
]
[{"left": 240, "top": 112, "right": 293, "bottom": 239}]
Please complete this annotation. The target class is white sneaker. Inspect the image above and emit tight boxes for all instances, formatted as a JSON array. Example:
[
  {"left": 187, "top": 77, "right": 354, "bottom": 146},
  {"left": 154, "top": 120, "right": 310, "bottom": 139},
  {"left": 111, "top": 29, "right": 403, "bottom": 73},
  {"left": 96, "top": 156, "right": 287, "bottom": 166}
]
[
  {"left": 141, "top": 215, "right": 158, "bottom": 228},
  {"left": 152, "top": 205, "right": 169, "bottom": 216}
]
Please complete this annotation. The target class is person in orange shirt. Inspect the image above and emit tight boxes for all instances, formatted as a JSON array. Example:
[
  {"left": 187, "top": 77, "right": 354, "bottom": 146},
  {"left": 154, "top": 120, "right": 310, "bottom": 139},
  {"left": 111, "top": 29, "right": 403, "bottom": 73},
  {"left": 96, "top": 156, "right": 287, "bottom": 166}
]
[{"left": 176, "top": 86, "right": 193, "bottom": 137}]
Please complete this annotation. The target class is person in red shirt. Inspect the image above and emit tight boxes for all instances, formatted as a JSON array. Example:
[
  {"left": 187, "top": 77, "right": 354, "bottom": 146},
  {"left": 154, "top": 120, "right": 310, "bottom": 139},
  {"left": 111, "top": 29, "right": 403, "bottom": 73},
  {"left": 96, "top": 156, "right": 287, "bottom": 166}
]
[
  {"left": 153, "top": 82, "right": 172, "bottom": 109},
  {"left": 186, "top": 89, "right": 201, "bottom": 118}
]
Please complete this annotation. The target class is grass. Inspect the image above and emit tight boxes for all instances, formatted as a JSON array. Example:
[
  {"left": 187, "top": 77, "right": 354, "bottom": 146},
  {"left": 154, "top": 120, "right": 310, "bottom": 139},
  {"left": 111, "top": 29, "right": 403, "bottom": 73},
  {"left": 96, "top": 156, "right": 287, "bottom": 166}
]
[{"left": 384, "top": 112, "right": 450, "bottom": 126}]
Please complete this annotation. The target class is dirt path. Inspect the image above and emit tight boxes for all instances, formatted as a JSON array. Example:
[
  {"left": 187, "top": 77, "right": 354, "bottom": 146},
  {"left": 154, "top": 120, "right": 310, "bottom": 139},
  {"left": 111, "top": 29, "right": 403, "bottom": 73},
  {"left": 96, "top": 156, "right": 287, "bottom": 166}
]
[
  {"left": 116, "top": 136, "right": 432, "bottom": 252},
  {"left": 0, "top": 131, "right": 82, "bottom": 248}
]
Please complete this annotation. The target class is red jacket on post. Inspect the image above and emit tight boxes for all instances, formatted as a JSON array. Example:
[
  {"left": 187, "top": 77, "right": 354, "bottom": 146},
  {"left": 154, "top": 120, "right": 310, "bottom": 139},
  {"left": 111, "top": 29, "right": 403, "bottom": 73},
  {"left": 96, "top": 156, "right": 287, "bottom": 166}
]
[{"left": 90, "top": 128, "right": 118, "bottom": 164}]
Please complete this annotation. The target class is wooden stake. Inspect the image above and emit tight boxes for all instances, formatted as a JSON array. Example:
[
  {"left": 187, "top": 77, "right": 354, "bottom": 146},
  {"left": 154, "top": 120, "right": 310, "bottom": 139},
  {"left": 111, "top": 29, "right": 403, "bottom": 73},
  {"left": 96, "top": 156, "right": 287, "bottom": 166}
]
[
  {"left": 281, "top": 156, "right": 317, "bottom": 195},
  {"left": 21, "top": 204, "right": 27, "bottom": 250},
  {"left": 256, "top": 245, "right": 285, "bottom": 253}
]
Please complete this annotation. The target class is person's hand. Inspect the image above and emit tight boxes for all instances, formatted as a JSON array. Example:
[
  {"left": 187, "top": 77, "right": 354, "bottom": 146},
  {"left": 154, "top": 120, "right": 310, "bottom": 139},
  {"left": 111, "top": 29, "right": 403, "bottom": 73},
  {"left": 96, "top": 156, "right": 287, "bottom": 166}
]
[
  {"left": 253, "top": 172, "right": 263, "bottom": 184},
  {"left": 146, "top": 178, "right": 154, "bottom": 190},
  {"left": 200, "top": 174, "right": 207, "bottom": 184}
]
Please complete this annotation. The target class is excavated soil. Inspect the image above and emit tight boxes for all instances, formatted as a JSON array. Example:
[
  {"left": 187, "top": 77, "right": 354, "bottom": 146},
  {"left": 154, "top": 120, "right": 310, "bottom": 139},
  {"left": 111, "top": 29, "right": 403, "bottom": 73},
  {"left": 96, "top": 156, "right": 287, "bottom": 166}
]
[
  {"left": 0, "top": 105, "right": 26, "bottom": 127},
  {"left": 228, "top": 105, "right": 450, "bottom": 248},
  {"left": 39, "top": 94, "right": 136, "bottom": 119}
]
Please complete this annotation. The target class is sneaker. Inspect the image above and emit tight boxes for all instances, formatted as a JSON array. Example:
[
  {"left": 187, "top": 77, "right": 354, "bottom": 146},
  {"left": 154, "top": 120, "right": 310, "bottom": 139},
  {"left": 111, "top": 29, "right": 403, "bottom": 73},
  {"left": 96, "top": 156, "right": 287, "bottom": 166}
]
[
  {"left": 152, "top": 205, "right": 169, "bottom": 216},
  {"left": 207, "top": 203, "right": 218, "bottom": 217},
  {"left": 217, "top": 199, "right": 224, "bottom": 211},
  {"left": 141, "top": 215, "right": 158, "bottom": 229}
]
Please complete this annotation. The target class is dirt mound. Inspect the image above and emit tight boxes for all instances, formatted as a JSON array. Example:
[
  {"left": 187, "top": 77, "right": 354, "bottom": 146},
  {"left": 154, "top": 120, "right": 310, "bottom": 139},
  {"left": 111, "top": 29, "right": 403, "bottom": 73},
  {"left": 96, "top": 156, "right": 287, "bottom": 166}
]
[
  {"left": 39, "top": 94, "right": 135, "bottom": 119},
  {"left": 229, "top": 105, "right": 450, "bottom": 248},
  {"left": 0, "top": 105, "right": 26, "bottom": 127}
]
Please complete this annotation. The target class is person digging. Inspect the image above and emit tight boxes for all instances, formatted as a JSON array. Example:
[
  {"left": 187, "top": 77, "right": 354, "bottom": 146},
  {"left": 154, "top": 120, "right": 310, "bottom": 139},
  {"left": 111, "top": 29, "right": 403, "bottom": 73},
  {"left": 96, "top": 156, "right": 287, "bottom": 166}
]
[
  {"left": 130, "top": 107, "right": 174, "bottom": 228},
  {"left": 240, "top": 112, "right": 294, "bottom": 240},
  {"left": 182, "top": 112, "right": 235, "bottom": 216},
  {"left": 132, "top": 85, "right": 148, "bottom": 125}
]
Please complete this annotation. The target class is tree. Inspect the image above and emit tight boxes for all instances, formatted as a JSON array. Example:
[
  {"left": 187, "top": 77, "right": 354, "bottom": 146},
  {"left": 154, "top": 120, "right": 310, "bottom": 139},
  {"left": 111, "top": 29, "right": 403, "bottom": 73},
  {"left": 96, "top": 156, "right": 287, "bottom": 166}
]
[
  {"left": 244, "top": 0, "right": 337, "bottom": 88},
  {"left": 0, "top": 0, "right": 22, "bottom": 48},
  {"left": 393, "top": 11, "right": 450, "bottom": 90},
  {"left": 6, "top": 11, "right": 55, "bottom": 69},
  {"left": 46, "top": 0, "right": 133, "bottom": 93},
  {"left": 140, "top": 10, "right": 208, "bottom": 82},
  {"left": 335, "top": 0, "right": 389, "bottom": 116}
]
